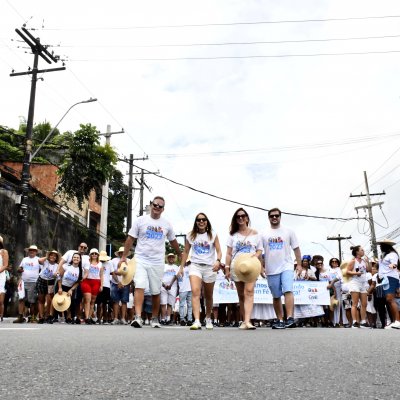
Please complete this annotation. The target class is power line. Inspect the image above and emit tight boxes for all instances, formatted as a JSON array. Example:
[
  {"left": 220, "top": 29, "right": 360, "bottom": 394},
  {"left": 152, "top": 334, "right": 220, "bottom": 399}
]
[
  {"left": 41, "top": 15, "right": 400, "bottom": 31},
  {"left": 69, "top": 49, "right": 400, "bottom": 62},
  {"left": 54, "top": 33, "right": 400, "bottom": 49},
  {"left": 118, "top": 158, "right": 361, "bottom": 222}
]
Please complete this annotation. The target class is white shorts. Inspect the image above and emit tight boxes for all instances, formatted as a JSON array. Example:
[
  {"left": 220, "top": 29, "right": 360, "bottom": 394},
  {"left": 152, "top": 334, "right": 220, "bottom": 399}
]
[
  {"left": 348, "top": 280, "right": 368, "bottom": 294},
  {"left": 134, "top": 261, "right": 164, "bottom": 295},
  {"left": 160, "top": 286, "right": 177, "bottom": 306},
  {"left": 189, "top": 263, "right": 217, "bottom": 283},
  {"left": 0, "top": 279, "right": 5, "bottom": 294}
]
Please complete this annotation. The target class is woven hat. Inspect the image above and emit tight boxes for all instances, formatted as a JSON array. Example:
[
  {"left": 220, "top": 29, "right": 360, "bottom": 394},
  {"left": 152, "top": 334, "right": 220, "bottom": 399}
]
[
  {"left": 340, "top": 261, "right": 350, "bottom": 283},
  {"left": 114, "top": 246, "right": 131, "bottom": 257},
  {"left": 52, "top": 292, "right": 71, "bottom": 312},
  {"left": 376, "top": 239, "right": 396, "bottom": 246},
  {"left": 233, "top": 253, "right": 261, "bottom": 283},
  {"left": 28, "top": 245, "right": 38, "bottom": 251},
  {"left": 46, "top": 250, "right": 60, "bottom": 263},
  {"left": 99, "top": 250, "right": 111, "bottom": 262},
  {"left": 117, "top": 258, "right": 136, "bottom": 286}
]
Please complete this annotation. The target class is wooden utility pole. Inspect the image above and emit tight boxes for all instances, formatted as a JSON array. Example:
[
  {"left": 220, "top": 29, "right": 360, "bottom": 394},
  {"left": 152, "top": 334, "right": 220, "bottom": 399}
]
[{"left": 327, "top": 234, "right": 352, "bottom": 263}]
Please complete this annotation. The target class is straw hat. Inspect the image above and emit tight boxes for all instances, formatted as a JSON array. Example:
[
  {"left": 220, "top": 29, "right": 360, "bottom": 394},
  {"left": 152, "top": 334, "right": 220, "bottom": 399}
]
[
  {"left": 376, "top": 239, "right": 396, "bottom": 246},
  {"left": 46, "top": 250, "right": 60, "bottom": 263},
  {"left": 340, "top": 261, "right": 350, "bottom": 283},
  {"left": 114, "top": 246, "right": 131, "bottom": 257},
  {"left": 52, "top": 292, "right": 71, "bottom": 312},
  {"left": 28, "top": 245, "right": 39, "bottom": 252},
  {"left": 329, "top": 296, "right": 339, "bottom": 311},
  {"left": 99, "top": 250, "right": 111, "bottom": 262},
  {"left": 117, "top": 258, "right": 136, "bottom": 286},
  {"left": 89, "top": 248, "right": 99, "bottom": 255},
  {"left": 233, "top": 253, "right": 261, "bottom": 283}
]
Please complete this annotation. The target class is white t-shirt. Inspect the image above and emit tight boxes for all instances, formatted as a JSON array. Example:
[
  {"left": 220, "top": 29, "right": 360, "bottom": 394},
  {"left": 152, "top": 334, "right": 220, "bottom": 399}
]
[
  {"left": 317, "top": 268, "right": 333, "bottom": 281},
  {"left": 111, "top": 257, "right": 121, "bottom": 284},
  {"left": 162, "top": 264, "right": 180, "bottom": 289},
  {"left": 62, "top": 264, "right": 80, "bottom": 287},
  {"left": 226, "top": 232, "right": 263, "bottom": 264},
  {"left": 379, "top": 252, "right": 399, "bottom": 280},
  {"left": 61, "top": 250, "right": 90, "bottom": 269},
  {"left": 102, "top": 261, "right": 112, "bottom": 288},
  {"left": 84, "top": 262, "right": 103, "bottom": 280},
  {"left": 39, "top": 260, "right": 58, "bottom": 281},
  {"left": 128, "top": 215, "right": 176, "bottom": 265},
  {"left": 20, "top": 256, "right": 40, "bottom": 283},
  {"left": 262, "top": 226, "right": 299, "bottom": 275},
  {"left": 178, "top": 265, "right": 191, "bottom": 292},
  {"left": 187, "top": 230, "right": 217, "bottom": 266},
  {"left": 350, "top": 258, "right": 368, "bottom": 284}
]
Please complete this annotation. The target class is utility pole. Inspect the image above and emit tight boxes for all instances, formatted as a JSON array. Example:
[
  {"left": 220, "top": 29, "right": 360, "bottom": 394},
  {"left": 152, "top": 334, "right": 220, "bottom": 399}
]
[
  {"left": 327, "top": 234, "right": 352, "bottom": 263},
  {"left": 98, "top": 125, "right": 124, "bottom": 250},
  {"left": 10, "top": 26, "right": 65, "bottom": 263},
  {"left": 350, "top": 171, "right": 385, "bottom": 258},
  {"left": 124, "top": 155, "right": 148, "bottom": 232},
  {"left": 134, "top": 169, "right": 157, "bottom": 216}
]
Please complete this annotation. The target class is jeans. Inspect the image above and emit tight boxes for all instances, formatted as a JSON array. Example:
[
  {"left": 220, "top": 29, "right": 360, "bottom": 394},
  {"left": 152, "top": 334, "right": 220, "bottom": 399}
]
[{"left": 179, "top": 291, "right": 192, "bottom": 321}]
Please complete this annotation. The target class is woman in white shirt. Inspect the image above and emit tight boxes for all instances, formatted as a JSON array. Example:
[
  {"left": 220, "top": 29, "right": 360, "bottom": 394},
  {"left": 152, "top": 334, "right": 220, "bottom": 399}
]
[{"left": 179, "top": 212, "right": 222, "bottom": 330}]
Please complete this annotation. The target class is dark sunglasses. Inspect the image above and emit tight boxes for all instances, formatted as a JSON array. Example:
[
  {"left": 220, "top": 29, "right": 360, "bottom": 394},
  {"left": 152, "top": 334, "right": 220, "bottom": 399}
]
[
  {"left": 269, "top": 214, "right": 280, "bottom": 219},
  {"left": 152, "top": 203, "right": 164, "bottom": 209},
  {"left": 236, "top": 214, "right": 247, "bottom": 219},
  {"left": 196, "top": 218, "right": 207, "bottom": 222}
]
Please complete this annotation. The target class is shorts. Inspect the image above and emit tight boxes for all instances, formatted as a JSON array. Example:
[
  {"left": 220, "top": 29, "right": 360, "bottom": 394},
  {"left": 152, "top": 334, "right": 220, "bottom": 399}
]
[
  {"left": 0, "top": 279, "right": 5, "bottom": 294},
  {"left": 96, "top": 286, "right": 111, "bottom": 305},
  {"left": 110, "top": 283, "right": 129, "bottom": 303},
  {"left": 383, "top": 277, "right": 400, "bottom": 296},
  {"left": 36, "top": 277, "right": 56, "bottom": 295},
  {"left": 267, "top": 270, "right": 294, "bottom": 299},
  {"left": 134, "top": 261, "right": 164, "bottom": 296},
  {"left": 160, "top": 286, "right": 177, "bottom": 306},
  {"left": 341, "top": 292, "right": 352, "bottom": 310},
  {"left": 189, "top": 262, "right": 217, "bottom": 283},
  {"left": 81, "top": 279, "right": 101, "bottom": 296},
  {"left": 23, "top": 281, "right": 38, "bottom": 304},
  {"left": 348, "top": 279, "right": 368, "bottom": 294}
]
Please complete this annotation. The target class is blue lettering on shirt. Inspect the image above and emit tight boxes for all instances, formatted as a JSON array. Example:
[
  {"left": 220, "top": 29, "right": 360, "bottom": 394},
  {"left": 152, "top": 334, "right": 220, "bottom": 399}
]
[
  {"left": 193, "top": 241, "right": 211, "bottom": 255},
  {"left": 268, "top": 237, "right": 284, "bottom": 250},
  {"left": 146, "top": 226, "right": 164, "bottom": 240}
]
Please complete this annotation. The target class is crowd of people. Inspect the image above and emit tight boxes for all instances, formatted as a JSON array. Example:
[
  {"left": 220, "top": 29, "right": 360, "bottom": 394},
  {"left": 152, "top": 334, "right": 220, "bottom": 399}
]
[{"left": 0, "top": 196, "right": 399, "bottom": 330}]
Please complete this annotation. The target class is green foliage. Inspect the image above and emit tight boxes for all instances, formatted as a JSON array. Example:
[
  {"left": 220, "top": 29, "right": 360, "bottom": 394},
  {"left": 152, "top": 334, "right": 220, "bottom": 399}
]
[
  {"left": 107, "top": 169, "right": 128, "bottom": 241},
  {"left": 57, "top": 123, "right": 118, "bottom": 209},
  {"left": 0, "top": 125, "right": 24, "bottom": 161}
]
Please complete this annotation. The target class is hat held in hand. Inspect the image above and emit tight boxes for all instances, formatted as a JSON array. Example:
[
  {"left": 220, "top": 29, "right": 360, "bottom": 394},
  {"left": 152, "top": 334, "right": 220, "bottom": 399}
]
[
  {"left": 117, "top": 258, "right": 136, "bottom": 286},
  {"left": 234, "top": 253, "right": 261, "bottom": 283},
  {"left": 52, "top": 292, "right": 71, "bottom": 312}
]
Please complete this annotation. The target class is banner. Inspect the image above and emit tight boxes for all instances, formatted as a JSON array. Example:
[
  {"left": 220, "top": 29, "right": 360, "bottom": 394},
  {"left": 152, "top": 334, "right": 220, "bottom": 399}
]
[{"left": 213, "top": 278, "right": 330, "bottom": 305}]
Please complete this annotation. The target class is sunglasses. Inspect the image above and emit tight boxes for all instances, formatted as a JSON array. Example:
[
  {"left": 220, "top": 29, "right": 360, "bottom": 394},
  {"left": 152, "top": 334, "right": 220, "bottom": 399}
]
[
  {"left": 269, "top": 214, "right": 280, "bottom": 219},
  {"left": 236, "top": 214, "right": 247, "bottom": 219},
  {"left": 152, "top": 203, "right": 164, "bottom": 209},
  {"left": 80, "top": 246, "right": 88, "bottom": 249},
  {"left": 91, "top": 253, "right": 99, "bottom": 256},
  {"left": 196, "top": 218, "right": 207, "bottom": 223}
]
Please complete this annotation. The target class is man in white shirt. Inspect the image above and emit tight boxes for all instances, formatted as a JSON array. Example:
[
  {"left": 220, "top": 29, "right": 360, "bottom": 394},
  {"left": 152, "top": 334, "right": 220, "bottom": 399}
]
[
  {"left": 262, "top": 208, "right": 302, "bottom": 329},
  {"left": 121, "top": 196, "right": 181, "bottom": 328}
]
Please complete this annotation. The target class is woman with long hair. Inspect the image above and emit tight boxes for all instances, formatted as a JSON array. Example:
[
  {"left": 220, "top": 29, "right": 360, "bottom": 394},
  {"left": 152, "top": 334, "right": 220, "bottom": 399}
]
[
  {"left": 81, "top": 248, "right": 104, "bottom": 324},
  {"left": 0, "top": 236, "right": 10, "bottom": 322},
  {"left": 346, "top": 245, "right": 369, "bottom": 328},
  {"left": 57, "top": 252, "right": 83, "bottom": 323},
  {"left": 179, "top": 212, "right": 222, "bottom": 330},
  {"left": 225, "top": 208, "right": 263, "bottom": 330},
  {"left": 376, "top": 239, "right": 400, "bottom": 329}
]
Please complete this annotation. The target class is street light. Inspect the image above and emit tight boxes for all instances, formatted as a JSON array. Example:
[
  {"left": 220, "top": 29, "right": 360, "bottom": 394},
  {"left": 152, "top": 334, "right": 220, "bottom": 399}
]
[{"left": 31, "top": 97, "right": 97, "bottom": 160}]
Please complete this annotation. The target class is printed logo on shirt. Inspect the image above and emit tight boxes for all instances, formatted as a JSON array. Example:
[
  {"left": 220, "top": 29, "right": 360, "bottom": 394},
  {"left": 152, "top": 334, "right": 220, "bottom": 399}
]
[
  {"left": 89, "top": 265, "right": 100, "bottom": 277},
  {"left": 193, "top": 240, "right": 211, "bottom": 255},
  {"left": 164, "top": 268, "right": 176, "bottom": 277},
  {"left": 42, "top": 268, "right": 55, "bottom": 279},
  {"left": 23, "top": 261, "right": 38, "bottom": 270},
  {"left": 235, "top": 240, "right": 252, "bottom": 253},
  {"left": 65, "top": 270, "right": 78, "bottom": 282},
  {"left": 268, "top": 237, "right": 284, "bottom": 250},
  {"left": 146, "top": 225, "right": 164, "bottom": 240}
]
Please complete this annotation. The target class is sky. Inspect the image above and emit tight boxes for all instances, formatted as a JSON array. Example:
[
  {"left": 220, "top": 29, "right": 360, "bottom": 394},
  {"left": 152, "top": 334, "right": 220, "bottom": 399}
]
[{"left": 1, "top": 0, "right": 400, "bottom": 260}]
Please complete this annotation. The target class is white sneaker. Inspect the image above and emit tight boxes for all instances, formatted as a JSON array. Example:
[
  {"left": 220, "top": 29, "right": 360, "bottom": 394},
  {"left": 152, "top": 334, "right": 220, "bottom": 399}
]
[
  {"left": 131, "top": 316, "right": 143, "bottom": 328},
  {"left": 110, "top": 319, "right": 120, "bottom": 325},
  {"left": 386, "top": 320, "right": 400, "bottom": 329},
  {"left": 150, "top": 318, "right": 161, "bottom": 328},
  {"left": 190, "top": 320, "right": 202, "bottom": 330},
  {"left": 120, "top": 318, "right": 128, "bottom": 325},
  {"left": 205, "top": 318, "right": 213, "bottom": 330}
]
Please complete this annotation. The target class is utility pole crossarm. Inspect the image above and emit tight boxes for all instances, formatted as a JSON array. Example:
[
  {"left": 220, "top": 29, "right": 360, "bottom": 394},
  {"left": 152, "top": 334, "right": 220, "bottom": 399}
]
[{"left": 327, "top": 234, "right": 352, "bottom": 263}]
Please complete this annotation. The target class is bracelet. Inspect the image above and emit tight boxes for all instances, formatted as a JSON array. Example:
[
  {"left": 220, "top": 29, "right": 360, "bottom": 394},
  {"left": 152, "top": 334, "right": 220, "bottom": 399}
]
[{"left": 225, "top": 265, "right": 230, "bottom": 269}]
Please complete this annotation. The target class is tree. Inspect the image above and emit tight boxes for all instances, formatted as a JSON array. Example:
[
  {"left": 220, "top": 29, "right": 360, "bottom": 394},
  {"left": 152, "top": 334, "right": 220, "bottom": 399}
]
[
  {"left": 107, "top": 169, "right": 128, "bottom": 241},
  {"left": 57, "top": 123, "right": 118, "bottom": 209}
]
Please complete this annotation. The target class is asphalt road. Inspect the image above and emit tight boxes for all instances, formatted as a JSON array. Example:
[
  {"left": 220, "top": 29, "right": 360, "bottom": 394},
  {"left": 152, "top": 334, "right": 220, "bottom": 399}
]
[{"left": 1, "top": 320, "right": 399, "bottom": 400}]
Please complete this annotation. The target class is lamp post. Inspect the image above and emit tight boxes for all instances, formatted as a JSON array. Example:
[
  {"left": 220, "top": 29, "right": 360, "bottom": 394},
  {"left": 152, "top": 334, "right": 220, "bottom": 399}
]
[{"left": 31, "top": 98, "right": 97, "bottom": 160}]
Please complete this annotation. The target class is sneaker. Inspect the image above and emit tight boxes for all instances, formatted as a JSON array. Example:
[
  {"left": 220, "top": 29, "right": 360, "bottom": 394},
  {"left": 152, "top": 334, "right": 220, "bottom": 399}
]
[
  {"left": 111, "top": 319, "right": 120, "bottom": 325},
  {"left": 38, "top": 318, "right": 45, "bottom": 324},
  {"left": 131, "top": 316, "right": 143, "bottom": 328},
  {"left": 352, "top": 322, "right": 359, "bottom": 329},
  {"left": 180, "top": 319, "right": 186, "bottom": 326},
  {"left": 13, "top": 315, "right": 26, "bottom": 324},
  {"left": 150, "top": 318, "right": 161, "bottom": 328},
  {"left": 120, "top": 319, "right": 128, "bottom": 325},
  {"left": 385, "top": 320, "right": 400, "bottom": 329},
  {"left": 239, "top": 322, "right": 248, "bottom": 330},
  {"left": 74, "top": 317, "right": 81, "bottom": 325},
  {"left": 205, "top": 318, "right": 213, "bottom": 330},
  {"left": 85, "top": 318, "right": 93, "bottom": 325},
  {"left": 190, "top": 320, "right": 202, "bottom": 330},
  {"left": 272, "top": 320, "right": 286, "bottom": 329},
  {"left": 46, "top": 316, "right": 53, "bottom": 324},
  {"left": 160, "top": 319, "right": 166, "bottom": 325},
  {"left": 186, "top": 320, "right": 193, "bottom": 327},
  {"left": 285, "top": 317, "right": 296, "bottom": 328},
  {"left": 144, "top": 318, "right": 150, "bottom": 326},
  {"left": 359, "top": 322, "right": 369, "bottom": 329}
]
